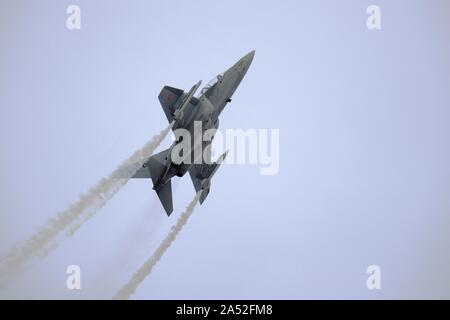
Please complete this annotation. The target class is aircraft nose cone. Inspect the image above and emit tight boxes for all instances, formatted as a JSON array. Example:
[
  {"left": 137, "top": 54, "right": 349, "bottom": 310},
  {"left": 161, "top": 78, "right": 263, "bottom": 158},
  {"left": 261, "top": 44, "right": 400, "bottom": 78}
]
[
  {"left": 243, "top": 50, "right": 255, "bottom": 68},
  {"left": 247, "top": 50, "right": 255, "bottom": 61},
  {"left": 228, "top": 50, "right": 256, "bottom": 77}
]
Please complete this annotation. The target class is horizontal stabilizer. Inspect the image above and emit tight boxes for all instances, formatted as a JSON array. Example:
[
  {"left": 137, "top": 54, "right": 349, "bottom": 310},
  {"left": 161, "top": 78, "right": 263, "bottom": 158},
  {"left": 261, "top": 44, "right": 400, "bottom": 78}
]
[
  {"left": 148, "top": 149, "right": 173, "bottom": 215},
  {"left": 147, "top": 149, "right": 170, "bottom": 187},
  {"left": 131, "top": 165, "right": 150, "bottom": 178},
  {"left": 132, "top": 148, "right": 173, "bottom": 216},
  {"left": 156, "top": 180, "right": 173, "bottom": 216},
  {"left": 199, "top": 188, "right": 210, "bottom": 204}
]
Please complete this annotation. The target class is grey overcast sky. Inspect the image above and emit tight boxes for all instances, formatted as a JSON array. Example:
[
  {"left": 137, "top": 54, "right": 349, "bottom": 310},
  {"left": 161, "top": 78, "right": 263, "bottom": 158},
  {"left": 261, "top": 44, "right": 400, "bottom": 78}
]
[{"left": 1, "top": 0, "right": 450, "bottom": 299}]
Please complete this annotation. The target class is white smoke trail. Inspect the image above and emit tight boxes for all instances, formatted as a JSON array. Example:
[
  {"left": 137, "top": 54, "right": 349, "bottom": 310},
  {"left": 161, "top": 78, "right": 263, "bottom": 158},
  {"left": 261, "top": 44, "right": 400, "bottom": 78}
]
[
  {"left": 113, "top": 191, "right": 202, "bottom": 300},
  {"left": 0, "top": 124, "right": 173, "bottom": 288}
]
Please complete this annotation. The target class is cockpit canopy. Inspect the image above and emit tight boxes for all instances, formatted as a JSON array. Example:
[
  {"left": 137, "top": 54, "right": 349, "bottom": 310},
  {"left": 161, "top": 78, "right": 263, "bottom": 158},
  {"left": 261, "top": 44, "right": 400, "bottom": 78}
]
[{"left": 200, "top": 73, "right": 224, "bottom": 96}]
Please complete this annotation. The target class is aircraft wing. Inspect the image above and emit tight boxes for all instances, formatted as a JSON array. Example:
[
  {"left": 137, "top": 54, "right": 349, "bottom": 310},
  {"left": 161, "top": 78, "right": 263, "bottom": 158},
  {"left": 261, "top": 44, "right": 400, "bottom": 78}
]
[
  {"left": 188, "top": 141, "right": 212, "bottom": 193},
  {"left": 158, "top": 85, "right": 200, "bottom": 126},
  {"left": 158, "top": 86, "right": 184, "bottom": 123},
  {"left": 188, "top": 149, "right": 227, "bottom": 204},
  {"left": 188, "top": 163, "right": 212, "bottom": 204}
]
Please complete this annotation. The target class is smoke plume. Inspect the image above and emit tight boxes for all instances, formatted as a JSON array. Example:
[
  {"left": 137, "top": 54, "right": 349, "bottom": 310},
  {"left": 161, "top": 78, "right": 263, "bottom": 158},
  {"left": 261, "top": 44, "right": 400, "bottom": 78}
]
[
  {"left": 113, "top": 191, "right": 202, "bottom": 300},
  {"left": 0, "top": 124, "right": 173, "bottom": 288}
]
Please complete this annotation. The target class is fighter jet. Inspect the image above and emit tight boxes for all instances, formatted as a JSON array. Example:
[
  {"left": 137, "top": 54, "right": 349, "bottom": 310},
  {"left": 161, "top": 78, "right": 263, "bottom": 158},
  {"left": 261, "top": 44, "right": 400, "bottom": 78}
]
[{"left": 132, "top": 51, "right": 255, "bottom": 215}]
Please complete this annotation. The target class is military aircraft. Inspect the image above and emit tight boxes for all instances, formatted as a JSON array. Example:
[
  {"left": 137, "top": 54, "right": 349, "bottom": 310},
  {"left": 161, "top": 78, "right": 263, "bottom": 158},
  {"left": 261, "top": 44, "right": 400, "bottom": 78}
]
[{"left": 132, "top": 51, "right": 255, "bottom": 215}]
